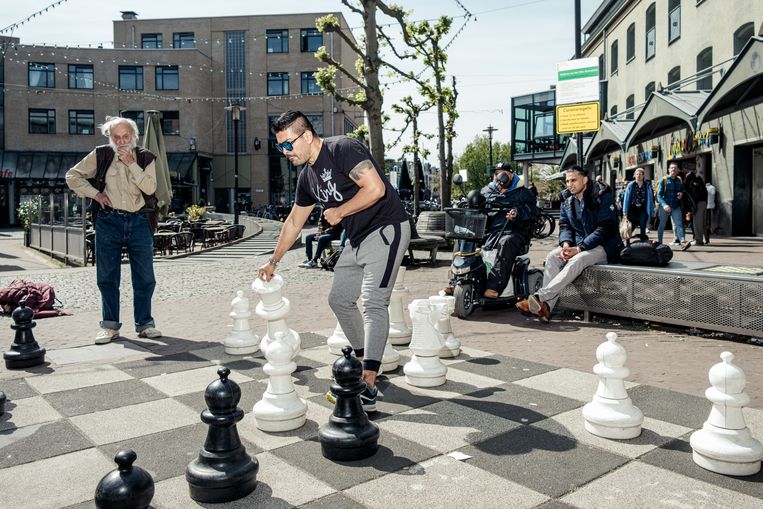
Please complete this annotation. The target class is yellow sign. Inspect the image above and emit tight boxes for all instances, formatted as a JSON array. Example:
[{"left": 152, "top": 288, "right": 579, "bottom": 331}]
[{"left": 556, "top": 102, "right": 601, "bottom": 134}]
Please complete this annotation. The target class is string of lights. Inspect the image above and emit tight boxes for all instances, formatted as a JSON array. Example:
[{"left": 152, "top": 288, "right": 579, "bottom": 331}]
[{"left": 0, "top": 0, "right": 69, "bottom": 35}]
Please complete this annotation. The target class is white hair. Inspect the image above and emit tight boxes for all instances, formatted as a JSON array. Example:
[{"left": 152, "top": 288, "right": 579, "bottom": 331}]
[{"left": 100, "top": 116, "right": 140, "bottom": 141}]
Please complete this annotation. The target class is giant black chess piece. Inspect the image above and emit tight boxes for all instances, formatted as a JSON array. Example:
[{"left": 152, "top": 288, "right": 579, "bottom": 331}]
[
  {"left": 319, "top": 346, "right": 380, "bottom": 461},
  {"left": 4, "top": 299, "right": 46, "bottom": 369},
  {"left": 94, "top": 449, "right": 154, "bottom": 509},
  {"left": 186, "top": 367, "right": 258, "bottom": 503},
  {"left": 0, "top": 391, "right": 6, "bottom": 415}
]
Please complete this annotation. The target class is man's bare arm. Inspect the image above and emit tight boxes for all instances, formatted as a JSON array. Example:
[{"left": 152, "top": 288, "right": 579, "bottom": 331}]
[
  {"left": 270, "top": 204, "right": 314, "bottom": 262},
  {"left": 323, "top": 160, "right": 385, "bottom": 225}
]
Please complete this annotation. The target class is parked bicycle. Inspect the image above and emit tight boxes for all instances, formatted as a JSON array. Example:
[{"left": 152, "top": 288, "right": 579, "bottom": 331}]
[{"left": 532, "top": 210, "right": 556, "bottom": 239}]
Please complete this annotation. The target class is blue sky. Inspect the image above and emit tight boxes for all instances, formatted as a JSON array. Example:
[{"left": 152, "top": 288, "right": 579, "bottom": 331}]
[{"left": 2, "top": 0, "right": 600, "bottom": 160}]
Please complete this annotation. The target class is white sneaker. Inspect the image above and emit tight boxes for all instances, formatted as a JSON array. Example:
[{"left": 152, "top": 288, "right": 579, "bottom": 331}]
[
  {"left": 138, "top": 327, "right": 162, "bottom": 339},
  {"left": 95, "top": 328, "right": 119, "bottom": 344}
]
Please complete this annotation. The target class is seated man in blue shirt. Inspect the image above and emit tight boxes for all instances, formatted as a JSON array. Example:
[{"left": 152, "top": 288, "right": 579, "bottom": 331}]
[{"left": 516, "top": 165, "right": 622, "bottom": 322}]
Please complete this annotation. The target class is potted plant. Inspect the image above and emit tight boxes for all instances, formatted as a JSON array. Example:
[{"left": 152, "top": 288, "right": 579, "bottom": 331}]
[
  {"left": 185, "top": 204, "right": 206, "bottom": 222},
  {"left": 16, "top": 197, "right": 41, "bottom": 246}
]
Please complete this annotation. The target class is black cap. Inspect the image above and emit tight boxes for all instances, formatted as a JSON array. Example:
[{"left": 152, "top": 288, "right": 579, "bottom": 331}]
[{"left": 494, "top": 162, "right": 513, "bottom": 172}]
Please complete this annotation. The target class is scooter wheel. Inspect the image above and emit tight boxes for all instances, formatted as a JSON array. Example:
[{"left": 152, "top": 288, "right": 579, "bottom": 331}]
[{"left": 454, "top": 283, "right": 477, "bottom": 319}]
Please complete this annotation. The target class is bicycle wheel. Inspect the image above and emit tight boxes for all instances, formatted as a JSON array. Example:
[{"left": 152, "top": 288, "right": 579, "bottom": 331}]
[{"left": 535, "top": 214, "right": 555, "bottom": 239}]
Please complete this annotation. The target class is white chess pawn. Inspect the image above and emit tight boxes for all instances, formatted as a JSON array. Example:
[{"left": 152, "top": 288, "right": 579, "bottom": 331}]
[
  {"left": 690, "top": 352, "right": 763, "bottom": 476},
  {"left": 252, "top": 274, "right": 300, "bottom": 357},
  {"left": 326, "top": 318, "right": 351, "bottom": 356},
  {"left": 404, "top": 299, "right": 448, "bottom": 387},
  {"left": 582, "top": 332, "right": 643, "bottom": 439},
  {"left": 381, "top": 338, "right": 400, "bottom": 373},
  {"left": 388, "top": 267, "right": 412, "bottom": 346},
  {"left": 224, "top": 290, "right": 260, "bottom": 355},
  {"left": 429, "top": 295, "right": 460, "bottom": 358},
  {"left": 253, "top": 331, "right": 307, "bottom": 432}
]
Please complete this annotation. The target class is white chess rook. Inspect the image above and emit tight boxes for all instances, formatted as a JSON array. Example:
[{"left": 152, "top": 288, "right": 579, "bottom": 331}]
[
  {"left": 252, "top": 274, "right": 300, "bottom": 357},
  {"left": 690, "top": 352, "right": 763, "bottom": 476},
  {"left": 253, "top": 331, "right": 307, "bottom": 432},
  {"left": 404, "top": 299, "right": 448, "bottom": 387},
  {"left": 326, "top": 319, "right": 351, "bottom": 356},
  {"left": 388, "top": 267, "right": 412, "bottom": 346},
  {"left": 224, "top": 290, "right": 260, "bottom": 355},
  {"left": 582, "top": 332, "right": 643, "bottom": 439},
  {"left": 429, "top": 295, "right": 461, "bottom": 358}
]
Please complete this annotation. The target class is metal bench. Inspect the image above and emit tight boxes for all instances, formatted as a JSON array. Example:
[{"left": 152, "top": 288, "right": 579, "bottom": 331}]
[{"left": 558, "top": 261, "right": 763, "bottom": 337}]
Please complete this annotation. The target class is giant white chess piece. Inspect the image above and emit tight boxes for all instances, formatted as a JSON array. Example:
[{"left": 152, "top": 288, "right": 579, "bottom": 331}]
[
  {"left": 381, "top": 337, "right": 400, "bottom": 373},
  {"left": 404, "top": 299, "right": 448, "bottom": 387},
  {"left": 582, "top": 332, "right": 643, "bottom": 439},
  {"left": 223, "top": 290, "right": 259, "bottom": 355},
  {"left": 388, "top": 267, "right": 412, "bottom": 346},
  {"left": 429, "top": 294, "right": 460, "bottom": 358},
  {"left": 326, "top": 318, "right": 351, "bottom": 356},
  {"left": 253, "top": 331, "right": 307, "bottom": 431},
  {"left": 690, "top": 351, "right": 763, "bottom": 476},
  {"left": 252, "top": 274, "right": 300, "bottom": 357}
]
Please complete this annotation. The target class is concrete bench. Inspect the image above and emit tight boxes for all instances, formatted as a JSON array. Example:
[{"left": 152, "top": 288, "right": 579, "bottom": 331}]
[
  {"left": 558, "top": 261, "right": 763, "bottom": 337},
  {"left": 329, "top": 234, "right": 444, "bottom": 265}
]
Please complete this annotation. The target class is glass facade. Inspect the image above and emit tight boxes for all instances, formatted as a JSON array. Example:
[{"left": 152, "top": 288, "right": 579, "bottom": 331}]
[
  {"left": 511, "top": 90, "right": 569, "bottom": 160},
  {"left": 224, "top": 31, "right": 247, "bottom": 154}
]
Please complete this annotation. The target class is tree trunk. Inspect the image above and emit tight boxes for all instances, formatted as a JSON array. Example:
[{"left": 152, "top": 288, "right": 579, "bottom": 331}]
[
  {"left": 363, "top": 0, "right": 385, "bottom": 165},
  {"left": 413, "top": 116, "right": 420, "bottom": 218},
  {"left": 434, "top": 44, "right": 448, "bottom": 209}
]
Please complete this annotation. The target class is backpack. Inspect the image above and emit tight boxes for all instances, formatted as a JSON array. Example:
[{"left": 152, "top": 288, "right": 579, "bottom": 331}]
[
  {"left": 619, "top": 235, "right": 673, "bottom": 267},
  {"left": 0, "top": 280, "right": 68, "bottom": 318},
  {"left": 320, "top": 249, "right": 342, "bottom": 272}
]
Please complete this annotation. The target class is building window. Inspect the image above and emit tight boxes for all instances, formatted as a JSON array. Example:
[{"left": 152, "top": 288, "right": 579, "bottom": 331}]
[
  {"left": 733, "top": 22, "right": 755, "bottom": 56},
  {"left": 305, "top": 114, "right": 324, "bottom": 137},
  {"left": 267, "top": 29, "right": 288, "bottom": 53},
  {"left": 68, "top": 64, "right": 93, "bottom": 89},
  {"left": 610, "top": 105, "right": 618, "bottom": 118},
  {"left": 68, "top": 110, "right": 95, "bottom": 135},
  {"left": 29, "top": 109, "right": 55, "bottom": 134},
  {"left": 301, "top": 72, "right": 322, "bottom": 95},
  {"left": 645, "top": 81, "right": 656, "bottom": 100},
  {"left": 28, "top": 63, "right": 55, "bottom": 88},
  {"left": 626, "top": 23, "right": 636, "bottom": 62},
  {"left": 161, "top": 111, "right": 179, "bottom": 135},
  {"left": 155, "top": 65, "right": 179, "bottom": 90},
  {"left": 225, "top": 31, "right": 247, "bottom": 154},
  {"left": 344, "top": 117, "right": 357, "bottom": 135},
  {"left": 120, "top": 111, "right": 145, "bottom": 135},
  {"left": 625, "top": 95, "right": 635, "bottom": 120},
  {"left": 645, "top": 3, "right": 656, "bottom": 61},
  {"left": 696, "top": 47, "right": 713, "bottom": 91},
  {"left": 300, "top": 28, "right": 322, "bottom": 52},
  {"left": 267, "top": 72, "right": 289, "bottom": 96},
  {"left": 598, "top": 54, "right": 605, "bottom": 80},
  {"left": 668, "top": 0, "right": 681, "bottom": 43},
  {"left": 667, "top": 66, "right": 681, "bottom": 88},
  {"left": 610, "top": 40, "right": 619, "bottom": 75},
  {"left": 141, "top": 33, "right": 162, "bottom": 49},
  {"left": 119, "top": 66, "right": 144, "bottom": 90},
  {"left": 173, "top": 32, "right": 195, "bottom": 49}
]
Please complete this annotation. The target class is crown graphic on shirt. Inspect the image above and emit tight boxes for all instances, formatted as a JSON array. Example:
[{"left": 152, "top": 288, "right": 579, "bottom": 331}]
[{"left": 320, "top": 168, "right": 332, "bottom": 183}]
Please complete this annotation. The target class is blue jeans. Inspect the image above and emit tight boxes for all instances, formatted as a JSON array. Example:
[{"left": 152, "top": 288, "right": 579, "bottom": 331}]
[
  {"left": 305, "top": 233, "right": 337, "bottom": 261},
  {"left": 95, "top": 208, "right": 156, "bottom": 332},
  {"left": 657, "top": 206, "right": 685, "bottom": 243}
]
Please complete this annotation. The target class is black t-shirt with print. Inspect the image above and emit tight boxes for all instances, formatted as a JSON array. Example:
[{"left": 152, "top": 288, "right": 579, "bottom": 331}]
[{"left": 295, "top": 136, "right": 407, "bottom": 246}]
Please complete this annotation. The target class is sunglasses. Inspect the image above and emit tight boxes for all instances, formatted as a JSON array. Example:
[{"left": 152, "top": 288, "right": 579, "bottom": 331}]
[{"left": 275, "top": 131, "right": 306, "bottom": 153}]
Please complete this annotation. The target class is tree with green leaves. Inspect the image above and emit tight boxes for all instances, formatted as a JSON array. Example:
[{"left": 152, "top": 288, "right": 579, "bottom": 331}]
[
  {"left": 391, "top": 96, "right": 434, "bottom": 216},
  {"left": 455, "top": 134, "right": 514, "bottom": 194}
]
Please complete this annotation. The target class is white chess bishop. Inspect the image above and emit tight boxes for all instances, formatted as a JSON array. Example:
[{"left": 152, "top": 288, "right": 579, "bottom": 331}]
[
  {"left": 252, "top": 274, "right": 300, "bottom": 358},
  {"left": 690, "top": 351, "right": 763, "bottom": 476},
  {"left": 388, "top": 267, "right": 412, "bottom": 346},
  {"left": 429, "top": 294, "right": 460, "bottom": 358},
  {"left": 223, "top": 290, "right": 259, "bottom": 355},
  {"left": 582, "top": 332, "right": 643, "bottom": 439},
  {"left": 326, "top": 318, "right": 351, "bottom": 356},
  {"left": 404, "top": 299, "right": 448, "bottom": 387}
]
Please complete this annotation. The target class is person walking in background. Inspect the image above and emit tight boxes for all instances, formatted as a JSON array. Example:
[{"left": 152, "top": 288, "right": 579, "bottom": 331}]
[
  {"left": 685, "top": 170, "right": 708, "bottom": 246},
  {"left": 622, "top": 167, "right": 654, "bottom": 238},
  {"left": 66, "top": 116, "right": 162, "bottom": 344},
  {"left": 656, "top": 161, "right": 690, "bottom": 249},
  {"left": 705, "top": 180, "right": 717, "bottom": 244}
]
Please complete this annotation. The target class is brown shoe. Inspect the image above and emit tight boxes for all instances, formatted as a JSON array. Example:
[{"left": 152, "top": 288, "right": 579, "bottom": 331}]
[
  {"left": 681, "top": 241, "right": 692, "bottom": 251},
  {"left": 483, "top": 288, "right": 499, "bottom": 299},
  {"left": 528, "top": 294, "right": 551, "bottom": 323},
  {"left": 443, "top": 285, "right": 454, "bottom": 295},
  {"left": 515, "top": 299, "right": 530, "bottom": 313}
]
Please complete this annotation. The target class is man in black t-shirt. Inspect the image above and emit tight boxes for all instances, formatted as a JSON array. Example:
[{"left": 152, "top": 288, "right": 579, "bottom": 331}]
[{"left": 258, "top": 111, "right": 410, "bottom": 413}]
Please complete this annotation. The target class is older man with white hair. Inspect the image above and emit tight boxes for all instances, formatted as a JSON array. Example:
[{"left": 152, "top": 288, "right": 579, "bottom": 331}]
[{"left": 66, "top": 116, "right": 162, "bottom": 344}]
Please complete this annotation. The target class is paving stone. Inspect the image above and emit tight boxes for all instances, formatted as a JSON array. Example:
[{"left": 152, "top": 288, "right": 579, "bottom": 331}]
[
  {"left": 450, "top": 354, "right": 557, "bottom": 382},
  {"left": 628, "top": 384, "right": 711, "bottom": 429},
  {"left": 386, "top": 366, "right": 506, "bottom": 401},
  {"left": 513, "top": 367, "right": 638, "bottom": 403},
  {"left": 174, "top": 379, "right": 266, "bottom": 414},
  {"left": 142, "top": 364, "right": 254, "bottom": 397},
  {"left": 0, "top": 419, "right": 93, "bottom": 469},
  {"left": 114, "top": 351, "right": 210, "bottom": 378},
  {"left": 44, "top": 378, "right": 166, "bottom": 417},
  {"left": 0, "top": 378, "right": 38, "bottom": 400},
  {"left": 238, "top": 400, "right": 332, "bottom": 451},
  {"left": 298, "top": 332, "right": 330, "bottom": 350},
  {"left": 301, "top": 493, "right": 367, "bottom": 509},
  {"left": 345, "top": 454, "right": 548, "bottom": 509},
  {"left": 24, "top": 365, "right": 133, "bottom": 394},
  {"left": 191, "top": 343, "right": 263, "bottom": 364},
  {"left": 0, "top": 395, "right": 62, "bottom": 431},
  {"left": 45, "top": 341, "right": 149, "bottom": 366}
]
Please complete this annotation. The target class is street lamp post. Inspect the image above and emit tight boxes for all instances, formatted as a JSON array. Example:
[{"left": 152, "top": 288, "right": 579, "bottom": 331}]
[
  {"left": 483, "top": 125, "right": 498, "bottom": 167},
  {"left": 225, "top": 104, "right": 246, "bottom": 225}
]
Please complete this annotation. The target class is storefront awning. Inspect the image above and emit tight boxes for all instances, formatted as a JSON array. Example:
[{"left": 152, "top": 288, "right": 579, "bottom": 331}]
[
  {"left": 698, "top": 37, "right": 763, "bottom": 125},
  {"left": 559, "top": 136, "right": 592, "bottom": 169},
  {"left": 625, "top": 90, "right": 709, "bottom": 149},
  {"left": 585, "top": 119, "right": 634, "bottom": 163},
  {"left": 0, "top": 151, "right": 89, "bottom": 181}
]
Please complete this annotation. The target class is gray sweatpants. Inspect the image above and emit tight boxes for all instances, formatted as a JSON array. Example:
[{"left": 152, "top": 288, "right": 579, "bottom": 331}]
[
  {"left": 329, "top": 221, "right": 411, "bottom": 371},
  {"left": 536, "top": 245, "right": 608, "bottom": 310}
]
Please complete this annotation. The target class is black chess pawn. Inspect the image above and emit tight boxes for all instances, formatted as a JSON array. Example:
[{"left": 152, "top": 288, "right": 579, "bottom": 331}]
[
  {"left": 186, "top": 367, "right": 259, "bottom": 503},
  {"left": 94, "top": 449, "right": 154, "bottom": 509},
  {"left": 0, "top": 391, "right": 6, "bottom": 415},
  {"left": 319, "top": 346, "right": 380, "bottom": 461},
  {"left": 4, "top": 299, "right": 46, "bottom": 369}
]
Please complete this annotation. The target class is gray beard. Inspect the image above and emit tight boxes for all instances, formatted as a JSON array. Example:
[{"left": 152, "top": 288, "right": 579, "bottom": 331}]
[{"left": 109, "top": 139, "right": 137, "bottom": 154}]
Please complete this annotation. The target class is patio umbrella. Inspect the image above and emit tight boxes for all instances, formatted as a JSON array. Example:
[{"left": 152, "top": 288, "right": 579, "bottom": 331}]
[
  {"left": 142, "top": 110, "right": 173, "bottom": 217},
  {"left": 398, "top": 159, "right": 412, "bottom": 199}
]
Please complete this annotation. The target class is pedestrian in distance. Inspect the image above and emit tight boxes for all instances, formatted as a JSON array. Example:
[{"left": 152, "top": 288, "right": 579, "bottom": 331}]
[
  {"left": 705, "top": 181, "right": 717, "bottom": 244},
  {"left": 684, "top": 170, "right": 708, "bottom": 247},
  {"left": 622, "top": 167, "right": 654, "bottom": 238},
  {"left": 257, "top": 111, "right": 410, "bottom": 413},
  {"left": 655, "top": 161, "right": 691, "bottom": 250},
  {"left": 65, "top": 116, "right": 162, "bottom": 344}
]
